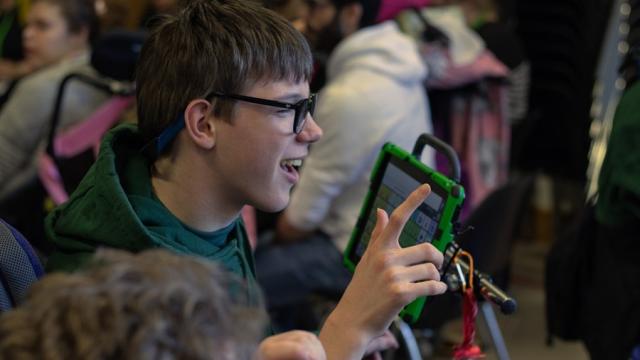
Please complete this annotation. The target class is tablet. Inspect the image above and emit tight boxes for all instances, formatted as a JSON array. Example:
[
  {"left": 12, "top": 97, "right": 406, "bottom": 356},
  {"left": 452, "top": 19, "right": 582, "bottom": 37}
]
[{"left": 343, "top": 142, "right": 465, "bottom": 322}]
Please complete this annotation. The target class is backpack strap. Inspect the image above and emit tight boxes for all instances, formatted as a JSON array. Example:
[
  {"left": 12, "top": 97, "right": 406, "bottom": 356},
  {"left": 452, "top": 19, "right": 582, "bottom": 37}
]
[{"left": 53, "top": 96, "right": 134, "bottom": 158}]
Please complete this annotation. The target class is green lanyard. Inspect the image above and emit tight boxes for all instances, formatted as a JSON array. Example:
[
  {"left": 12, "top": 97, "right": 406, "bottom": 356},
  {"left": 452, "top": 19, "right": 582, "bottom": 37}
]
[{"left": 0, "top": 11, "right": 16, "bottom": 58}]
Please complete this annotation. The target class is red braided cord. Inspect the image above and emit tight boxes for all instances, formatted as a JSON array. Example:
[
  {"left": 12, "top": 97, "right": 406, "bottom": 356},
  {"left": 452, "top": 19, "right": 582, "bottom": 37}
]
[
  {"left": 453, "top": 287, "right": 484, "bottom": 360},
  {"left": 463, "top": 287, "right": 478, "bottom": 347},
  {"left": 453, "top": 282, "right": 484, "bottom": 359}
]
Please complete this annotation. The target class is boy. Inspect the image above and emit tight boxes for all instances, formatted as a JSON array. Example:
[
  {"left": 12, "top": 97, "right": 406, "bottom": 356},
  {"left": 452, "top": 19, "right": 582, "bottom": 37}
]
[{"left": 46, "top": 1, "right": 446, "bottom": 358}]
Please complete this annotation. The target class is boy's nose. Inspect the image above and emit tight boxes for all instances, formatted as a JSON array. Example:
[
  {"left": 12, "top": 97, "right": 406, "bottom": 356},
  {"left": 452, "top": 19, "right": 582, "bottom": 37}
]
[{"left": 297, "top": 113, "right": 323, "bottom": 143}]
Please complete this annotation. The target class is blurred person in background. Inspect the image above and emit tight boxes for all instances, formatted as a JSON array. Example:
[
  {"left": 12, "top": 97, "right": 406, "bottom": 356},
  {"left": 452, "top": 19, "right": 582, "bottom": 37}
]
[
  {"left": 0, "top": 0, "right": 108, "bottom": 252},
  {"left": 0, "top": 0, "right": 107, "bottom": 201},
  {"left": 0, "top": 248, "right": 326, "bottom": 359},
  {"left": 263, "top": 0, "right": 310, "bottom": 32}
]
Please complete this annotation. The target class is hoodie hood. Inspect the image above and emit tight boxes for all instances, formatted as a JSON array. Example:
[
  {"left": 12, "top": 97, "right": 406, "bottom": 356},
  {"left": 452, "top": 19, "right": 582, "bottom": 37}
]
[
  {"left": 46, "top": 125, "right": 154, "bottom": 261},
  {"left": 327, "top": 21, "right": 427, "bottom": 85},
  {"left": 45, "top": 124, "right": 251, "bottom": 278}
]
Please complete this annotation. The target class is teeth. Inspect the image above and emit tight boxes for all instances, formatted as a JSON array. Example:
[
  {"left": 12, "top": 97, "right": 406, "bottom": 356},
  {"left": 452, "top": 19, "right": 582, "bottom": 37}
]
[{"left": 281, "top": 159, "right": 302, "bottom": 167}]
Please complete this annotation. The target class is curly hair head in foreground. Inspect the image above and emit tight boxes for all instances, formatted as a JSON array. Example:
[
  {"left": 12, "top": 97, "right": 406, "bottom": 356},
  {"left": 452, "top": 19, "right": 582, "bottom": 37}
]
[{"left": 0, "top": 248, "right": 267, "bottom": 360}]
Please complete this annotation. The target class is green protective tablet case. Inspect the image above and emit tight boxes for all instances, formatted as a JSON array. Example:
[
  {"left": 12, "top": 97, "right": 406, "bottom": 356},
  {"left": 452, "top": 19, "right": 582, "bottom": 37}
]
[{"left": 343, "top": 142, "right": 465, "bottom": 323}]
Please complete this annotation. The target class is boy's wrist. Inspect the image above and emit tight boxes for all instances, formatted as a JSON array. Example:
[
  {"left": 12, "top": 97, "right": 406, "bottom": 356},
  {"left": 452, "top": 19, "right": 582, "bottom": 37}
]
[{"left": 319, "top": 310, "right": 371, "bottom": 360}]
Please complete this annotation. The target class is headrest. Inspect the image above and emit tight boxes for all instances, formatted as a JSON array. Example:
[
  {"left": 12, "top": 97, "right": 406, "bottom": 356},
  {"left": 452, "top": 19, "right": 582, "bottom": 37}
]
[{"left": 91, "top": 30, "right": 147, "bottom": 82}]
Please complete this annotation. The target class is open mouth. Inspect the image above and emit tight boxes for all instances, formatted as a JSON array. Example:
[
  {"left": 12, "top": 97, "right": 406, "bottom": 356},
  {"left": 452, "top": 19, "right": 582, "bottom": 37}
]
[{"left": 280, "top": 158, "right": 303, "bottom": 174}]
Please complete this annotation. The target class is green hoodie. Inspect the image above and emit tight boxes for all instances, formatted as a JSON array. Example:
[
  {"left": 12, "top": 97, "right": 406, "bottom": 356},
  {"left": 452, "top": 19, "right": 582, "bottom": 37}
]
[{"left": 45, "top": 124, "right": 261, "bottom": 304}]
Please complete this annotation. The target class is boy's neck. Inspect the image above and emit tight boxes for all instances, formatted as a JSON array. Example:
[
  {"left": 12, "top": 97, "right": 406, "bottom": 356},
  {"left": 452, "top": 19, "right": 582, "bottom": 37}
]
[{"left": 151, "top": 155, "right": 242, "bottom": 233}]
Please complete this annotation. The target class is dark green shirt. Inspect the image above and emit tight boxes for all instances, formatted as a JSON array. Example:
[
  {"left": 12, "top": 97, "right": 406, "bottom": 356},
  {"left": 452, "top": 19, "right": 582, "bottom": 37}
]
[{"left": 46, "top": 124, "right": 261, "bottom": 305}]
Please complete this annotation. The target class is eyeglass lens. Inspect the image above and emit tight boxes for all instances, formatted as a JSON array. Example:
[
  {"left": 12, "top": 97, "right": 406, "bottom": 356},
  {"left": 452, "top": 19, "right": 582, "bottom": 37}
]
[{"left": 295, "top": 94, "right": 316, "bottom": 134}]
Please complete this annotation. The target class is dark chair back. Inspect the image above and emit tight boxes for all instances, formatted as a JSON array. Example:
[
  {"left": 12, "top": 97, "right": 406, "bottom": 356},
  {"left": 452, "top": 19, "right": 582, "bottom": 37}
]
[
  {"left": 418, "top": 176, "right": 533, "bottom": 330},
  {"left": 0, "top": 219, "right": 45, "bottom": 312},
  {"left": 457, "top": 175, "right": 534, "bottom": 288}
]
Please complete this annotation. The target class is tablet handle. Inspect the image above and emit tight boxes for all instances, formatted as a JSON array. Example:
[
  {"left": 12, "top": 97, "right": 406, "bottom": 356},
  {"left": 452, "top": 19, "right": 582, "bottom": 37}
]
[{"left": 412, "top": 133, "right": 461, "bottom": 182}]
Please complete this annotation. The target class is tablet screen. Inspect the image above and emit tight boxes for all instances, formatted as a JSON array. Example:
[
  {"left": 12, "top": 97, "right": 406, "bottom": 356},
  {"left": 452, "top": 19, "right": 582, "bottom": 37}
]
[{"left": 352, "top": 155, "right": 447, "bottom": 259}]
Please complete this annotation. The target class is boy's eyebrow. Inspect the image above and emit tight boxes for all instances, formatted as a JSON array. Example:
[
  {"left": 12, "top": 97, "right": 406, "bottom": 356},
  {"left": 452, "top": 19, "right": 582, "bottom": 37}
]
[{"left": 273, "top": 92, "right": 308, "bottom": 103}]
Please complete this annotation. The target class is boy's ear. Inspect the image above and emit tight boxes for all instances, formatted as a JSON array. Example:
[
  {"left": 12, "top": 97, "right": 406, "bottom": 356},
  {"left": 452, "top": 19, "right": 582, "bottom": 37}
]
[{"left": 183, "top": 99, "right": 216, "bottom": 149}]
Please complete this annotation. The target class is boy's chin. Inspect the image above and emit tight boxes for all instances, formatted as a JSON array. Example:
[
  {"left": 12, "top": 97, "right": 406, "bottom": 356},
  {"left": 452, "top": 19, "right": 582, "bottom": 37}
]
[{"left": 253, "top": 195, "right": 290, "bottom": 213}]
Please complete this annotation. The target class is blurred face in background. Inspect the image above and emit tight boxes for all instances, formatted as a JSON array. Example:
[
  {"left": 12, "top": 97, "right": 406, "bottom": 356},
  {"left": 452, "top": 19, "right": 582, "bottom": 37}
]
[
  {"left": 306, "top": 0, "right": 336, "bottom": 36},
  {"left": 304, "top": 0, "right": 338, "bottom": 51},
  {"left": 23, "top": 1, "right": 88, "bottom": 65},
  {"left": 266, "top": 0, "right": 340, "bottom": 54},
  {"left": 0, "top": 0, "right": 15, "bottom": 12},
  {"left": 265, "top": 0, "right": 310, "bottom": 32}
]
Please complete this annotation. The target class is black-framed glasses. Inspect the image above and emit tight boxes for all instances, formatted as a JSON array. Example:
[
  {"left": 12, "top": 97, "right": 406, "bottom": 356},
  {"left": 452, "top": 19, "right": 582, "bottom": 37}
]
[
  {"left": 206, "top": 91, "right": 317, "bottom": 134},
  {"left": 148, "top": 92, "right": 317, "bottom": 158}
]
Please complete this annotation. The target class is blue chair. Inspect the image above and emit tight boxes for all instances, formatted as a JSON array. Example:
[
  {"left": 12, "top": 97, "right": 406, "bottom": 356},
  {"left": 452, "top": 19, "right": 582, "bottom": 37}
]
[{"left": 0, "top": 219, "right": 45, "bottom": 312}]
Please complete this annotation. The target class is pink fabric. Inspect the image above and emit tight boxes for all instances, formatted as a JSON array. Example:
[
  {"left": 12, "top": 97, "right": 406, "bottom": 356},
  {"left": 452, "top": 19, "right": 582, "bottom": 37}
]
[
  {"left": 376, "top": 0, "right": 431, "bottom": 23},
  {"left": 38, "top": 95, "right": 134, "bottom": 205},
  {"left": 426, "top": 50, "right": 509, "bottom": 90},
  {"left": 448, "top": 83, "right": 510, "bottom": 215},
  {"left": 54, "top": 96, "right": 134, "bottom": 157},
  {"left": 38, "top": 153, "right": 69, "bottom": 205}
]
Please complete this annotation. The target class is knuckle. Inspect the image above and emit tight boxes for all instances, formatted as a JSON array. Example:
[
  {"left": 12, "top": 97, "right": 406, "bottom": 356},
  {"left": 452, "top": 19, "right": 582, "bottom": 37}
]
[
  {"left": 389, "top": 211, "right": 404, "bottom": 226},
  {"left": 425, "top": 263, "right": 441, "bottom": 281},
  {"left": 375, "top": 252, "right": 395, "bottom": 269},
  {"left": 383, "top": 267, "right": 401, "bottom": 283},
  {"left": 410, "top": 189, "right": 423, "bottom": 201},
  {"left": 424, "top": 243, "right": 444, "bottom": 266},
  {"left": 389, "top": 282, "right": 403, "bottom": 296},
  {"left": 390, "top": 283, "right": 412, "bottom": 304}
]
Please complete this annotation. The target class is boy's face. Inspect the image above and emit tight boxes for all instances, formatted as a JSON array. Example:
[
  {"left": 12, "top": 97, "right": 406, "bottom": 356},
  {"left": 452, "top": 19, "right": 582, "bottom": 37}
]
[{"left": 210, "top": 79, "right": 322, "bottom": 212}]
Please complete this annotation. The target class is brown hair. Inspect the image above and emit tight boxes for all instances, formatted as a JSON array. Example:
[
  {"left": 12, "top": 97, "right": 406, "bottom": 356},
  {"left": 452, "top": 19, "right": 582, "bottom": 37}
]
[
  {"left": 135, "top": 0, "right": 313, "bottom": 147},
  {"left": 0, "top": 249, "right": 267, "bottom": 360}
]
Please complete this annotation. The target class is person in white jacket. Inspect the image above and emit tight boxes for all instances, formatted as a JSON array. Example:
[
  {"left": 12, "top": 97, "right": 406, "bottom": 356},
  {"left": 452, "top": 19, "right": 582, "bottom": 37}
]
[{"left": 256, "top": 0, "right": 435, "bottom": 324}]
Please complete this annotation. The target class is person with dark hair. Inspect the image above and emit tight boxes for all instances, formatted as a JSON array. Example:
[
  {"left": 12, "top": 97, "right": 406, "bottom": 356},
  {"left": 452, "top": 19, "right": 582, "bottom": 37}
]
[
  {"left": 0, "top": 249, "right": 273, "bottom": 359},
  {"left": 45, "top": 1, "right": 446, "bottom": 358},
  {"left": 0, "top": 0, "right": 100, "bottom": 81},
  {"left": 0, "top": 0, "right": 107, "bottom": 200}
]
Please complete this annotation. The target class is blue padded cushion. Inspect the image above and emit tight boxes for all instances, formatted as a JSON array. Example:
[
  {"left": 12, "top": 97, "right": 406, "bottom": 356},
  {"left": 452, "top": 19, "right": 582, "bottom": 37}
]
[{"left": 0, "top": 219, "right": 44, "bottom": 310}]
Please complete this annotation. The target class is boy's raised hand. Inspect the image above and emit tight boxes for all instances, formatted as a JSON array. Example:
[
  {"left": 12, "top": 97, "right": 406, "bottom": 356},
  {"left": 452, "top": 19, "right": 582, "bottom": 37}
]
[{"left": 320, "top": 184, "right": 448, "bottom": 360}]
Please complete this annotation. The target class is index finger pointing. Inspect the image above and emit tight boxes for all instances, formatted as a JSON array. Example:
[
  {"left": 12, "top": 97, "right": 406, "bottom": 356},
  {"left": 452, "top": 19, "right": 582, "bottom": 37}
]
[{"left": 377, "top": 183, "right": 431, "bottom": 250}]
